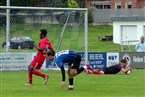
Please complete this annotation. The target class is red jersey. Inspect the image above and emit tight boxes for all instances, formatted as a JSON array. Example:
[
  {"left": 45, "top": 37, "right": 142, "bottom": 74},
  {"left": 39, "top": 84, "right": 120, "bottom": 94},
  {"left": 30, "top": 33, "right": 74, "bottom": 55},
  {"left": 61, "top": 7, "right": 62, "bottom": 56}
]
[{"left": 35, "top": 37, "right": 52, "bottom": 62}]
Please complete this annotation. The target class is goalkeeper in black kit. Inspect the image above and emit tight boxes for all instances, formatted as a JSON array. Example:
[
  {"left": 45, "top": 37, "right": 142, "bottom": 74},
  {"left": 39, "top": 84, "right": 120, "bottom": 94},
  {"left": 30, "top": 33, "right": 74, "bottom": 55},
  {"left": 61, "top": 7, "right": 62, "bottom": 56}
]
[{"left": 84, "top": 59, "right": 132, "bottom": 75}]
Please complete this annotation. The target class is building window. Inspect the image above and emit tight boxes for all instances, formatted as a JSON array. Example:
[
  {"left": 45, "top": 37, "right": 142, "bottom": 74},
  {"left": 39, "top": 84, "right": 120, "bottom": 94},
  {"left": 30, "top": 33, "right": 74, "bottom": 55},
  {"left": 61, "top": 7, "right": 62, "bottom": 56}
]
[
  {"left": 95, "top": 5, "right": 103, "bottom": 9},
  {"left": 125, "top": 2, "right": 132, "bottom": 9},
  {"left": 92, "top": 1, "right": 110, "bottom": 9},
  {"left": 115, "top": 2, "right": 121, "bottom": 9},
  {"left": 104, "top": 5, "right": 110, "bottom": 9},
  {"left": 95, "top": 5, "right": 110, "bottom": 9},
  {"left": 128, "top": 5, "right": 132, "bottom": 9},
  {"left": 117, "top": 5, "right": 121, "bottom": 9}
]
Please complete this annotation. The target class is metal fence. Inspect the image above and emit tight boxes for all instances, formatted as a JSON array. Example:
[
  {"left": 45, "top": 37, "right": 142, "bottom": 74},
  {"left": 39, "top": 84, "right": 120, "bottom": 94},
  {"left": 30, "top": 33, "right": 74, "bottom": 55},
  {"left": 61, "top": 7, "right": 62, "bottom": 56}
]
[{"left": 92, "top": 8, "right": 145, "bottom": 23}]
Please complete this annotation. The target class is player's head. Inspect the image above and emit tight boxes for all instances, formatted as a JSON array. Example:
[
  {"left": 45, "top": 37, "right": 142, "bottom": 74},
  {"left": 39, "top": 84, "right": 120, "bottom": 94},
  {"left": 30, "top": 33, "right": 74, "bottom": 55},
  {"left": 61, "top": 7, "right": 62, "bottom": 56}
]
[
  {"left": 40, "top": 29, "right": 47, "bottom": 39},
  {"left": 120, "top": 59, "right": 128, "bottom": 65},
  {"left": 140, "top": 36, "right": 144, "bottom": 43},
  {"left": 46, "top": 51, "right": 55, "bottom": 61}
]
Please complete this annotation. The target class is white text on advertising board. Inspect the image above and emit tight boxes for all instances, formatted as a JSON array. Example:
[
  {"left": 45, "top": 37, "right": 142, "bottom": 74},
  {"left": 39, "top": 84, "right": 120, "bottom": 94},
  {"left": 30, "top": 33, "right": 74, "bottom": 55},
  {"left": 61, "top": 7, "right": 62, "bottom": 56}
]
[
  {"left": 133, "top": 56, "right": 145, "bottom": 62},
  {"left": 89, "top": 54, "right": 104, "bottom": 60}
]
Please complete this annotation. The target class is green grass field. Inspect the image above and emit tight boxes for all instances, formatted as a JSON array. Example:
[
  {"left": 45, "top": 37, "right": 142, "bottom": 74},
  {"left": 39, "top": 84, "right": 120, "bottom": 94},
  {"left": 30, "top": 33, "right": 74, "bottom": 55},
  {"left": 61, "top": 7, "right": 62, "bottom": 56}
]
[
  {"left": 0, "top": 24, "right": 128, "bottom": 52},
  {"left": 0, "top": 70, "right": 144, "bottom": 97},
  {"left": 0, "top": 24, "right": 143, "bottom": 97}
]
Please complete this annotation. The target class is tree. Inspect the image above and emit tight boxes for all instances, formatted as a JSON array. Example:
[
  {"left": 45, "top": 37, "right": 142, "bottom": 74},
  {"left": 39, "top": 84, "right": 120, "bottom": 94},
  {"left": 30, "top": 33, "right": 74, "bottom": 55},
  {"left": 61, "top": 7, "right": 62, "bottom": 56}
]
[
  {"left": 0, "top": 0, "right": 6, "bottom": 6},
  {"left": 77, "top": 0, "right": 85, "bottom": 8},
  {"left": 0, "top": 0, "right": 31, "bottom": 6},
  {"left": 0, "top": 0, "right": 84, "bottom": 8},
  {"left": 54, "top": 0, "right": 68, "bottom": 7},
  {"left": 67, "top": 0, "right": 79, "bottom": 8}
]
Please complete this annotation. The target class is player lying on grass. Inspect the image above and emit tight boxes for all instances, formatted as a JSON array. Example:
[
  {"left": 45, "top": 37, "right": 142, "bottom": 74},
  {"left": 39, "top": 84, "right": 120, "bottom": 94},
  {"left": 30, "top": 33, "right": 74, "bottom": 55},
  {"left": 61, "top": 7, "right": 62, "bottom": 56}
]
[
  {"left": 84, "top": 59, "right": 131, "bottom": 74},
  {"left": 25, "top": 29, "right": 55, "bottom": 85},
  {"left": 46, "top": 50, "right": 91, "bottom": 90}
]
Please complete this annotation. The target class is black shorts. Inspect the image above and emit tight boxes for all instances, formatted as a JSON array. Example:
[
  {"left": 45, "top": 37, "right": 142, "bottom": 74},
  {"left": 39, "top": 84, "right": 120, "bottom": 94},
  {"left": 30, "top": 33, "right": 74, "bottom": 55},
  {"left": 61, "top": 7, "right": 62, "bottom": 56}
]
[
  {"left": 102, "top": 68, "right": 110, "bottom": 74},
  {"left": 102, "top": 67, "right": 120, "bottom": 74},
  {"left": 68, "top": 54, "right": 81, "bottom": 69}
]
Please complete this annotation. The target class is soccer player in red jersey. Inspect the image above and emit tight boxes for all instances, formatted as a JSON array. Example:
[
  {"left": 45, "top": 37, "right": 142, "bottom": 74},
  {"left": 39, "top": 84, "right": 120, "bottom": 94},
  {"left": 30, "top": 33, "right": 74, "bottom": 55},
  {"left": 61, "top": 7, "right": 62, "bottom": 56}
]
[{"left": 25, "top": 29, "right": 55, "bottom": 85}]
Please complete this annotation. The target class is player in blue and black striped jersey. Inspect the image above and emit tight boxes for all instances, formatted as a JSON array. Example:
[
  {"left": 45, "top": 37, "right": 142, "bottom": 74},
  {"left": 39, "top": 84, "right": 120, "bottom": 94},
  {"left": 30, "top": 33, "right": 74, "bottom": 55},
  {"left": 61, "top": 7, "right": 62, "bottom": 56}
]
[{"left": 46, "top": 50, "right": 91, "bottom": 90}]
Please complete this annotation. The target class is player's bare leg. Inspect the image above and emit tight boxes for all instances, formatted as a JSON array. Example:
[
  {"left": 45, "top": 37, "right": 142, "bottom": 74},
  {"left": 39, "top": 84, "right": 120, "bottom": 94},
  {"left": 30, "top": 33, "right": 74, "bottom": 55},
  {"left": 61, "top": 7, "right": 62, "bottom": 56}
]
[
  {"left": 67, "top": 66, "right": 74, "bottom": 90},
  {"left": 66, "top": 64, "right": 92, "bottom": 90},
  {"left": 67, "top": 68, "right": 85, "bottom": 90},
  {"left": 33, "top": 69, "right": 49, "bottom": 85},
  {"left": 25, "top": 65, "right": 33, "bottom": 85},
  {"left": 25, "top": 65, "right": 49, "bottom": 85},
  {"left": 66, "top": 66, "right": 76, "bottom": 90}
]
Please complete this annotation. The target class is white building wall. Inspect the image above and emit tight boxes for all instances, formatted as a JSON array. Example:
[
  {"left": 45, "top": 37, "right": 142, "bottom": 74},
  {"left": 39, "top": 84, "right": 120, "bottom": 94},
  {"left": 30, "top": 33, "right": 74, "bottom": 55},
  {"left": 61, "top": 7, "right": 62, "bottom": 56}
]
[{"left": 113, "top": 21, "right": 145, "bottom": 45}]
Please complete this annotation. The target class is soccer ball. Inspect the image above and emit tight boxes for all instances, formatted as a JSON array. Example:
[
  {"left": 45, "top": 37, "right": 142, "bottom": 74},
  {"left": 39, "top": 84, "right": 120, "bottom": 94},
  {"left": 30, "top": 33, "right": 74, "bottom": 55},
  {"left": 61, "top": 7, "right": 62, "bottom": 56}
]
[{"left": 126, "top": 69, "right": 132, "bottom": 75}]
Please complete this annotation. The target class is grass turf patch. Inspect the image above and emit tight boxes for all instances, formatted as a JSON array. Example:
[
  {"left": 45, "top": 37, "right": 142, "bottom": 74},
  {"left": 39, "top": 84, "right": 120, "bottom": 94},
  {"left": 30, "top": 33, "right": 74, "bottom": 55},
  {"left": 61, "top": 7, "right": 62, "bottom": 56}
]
[
  {"left": 0, "top": 25, "right": 125, "bottom": 52},
  {"left": 0, "top": 69, "right": 144, "bottom": 97}
]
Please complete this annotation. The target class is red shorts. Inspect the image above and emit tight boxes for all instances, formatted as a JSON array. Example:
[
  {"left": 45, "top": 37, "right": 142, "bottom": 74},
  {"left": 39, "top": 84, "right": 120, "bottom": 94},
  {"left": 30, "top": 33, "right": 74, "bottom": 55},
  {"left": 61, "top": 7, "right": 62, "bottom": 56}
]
[{"left": 30, "top": 57, "right": 44, "bottom": 70}]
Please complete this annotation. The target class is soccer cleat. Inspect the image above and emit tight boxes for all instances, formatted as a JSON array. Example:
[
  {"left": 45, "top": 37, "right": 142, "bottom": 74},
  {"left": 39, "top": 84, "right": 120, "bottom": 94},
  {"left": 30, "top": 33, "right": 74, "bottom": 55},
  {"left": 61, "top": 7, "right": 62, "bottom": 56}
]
[
  {"left": 43, "top": 75, "right": 49, "bottom": 85},
  {"left": 67, "top": 87, "right": 74, "bottom": 91},
  {"left": 25, "top": 82, "right": 32, "bottom": 85},
  {"left": 86, "top": 64, "right": 92, "bottom": 70}
]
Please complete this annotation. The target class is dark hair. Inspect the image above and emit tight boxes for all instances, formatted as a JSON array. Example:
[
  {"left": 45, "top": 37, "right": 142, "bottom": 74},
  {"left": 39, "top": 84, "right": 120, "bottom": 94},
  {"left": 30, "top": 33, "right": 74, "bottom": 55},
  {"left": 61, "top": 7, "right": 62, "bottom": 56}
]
[
  {"left": 40, "top": 29, "right": 47, "bottom": 36},
  {"left": 47, "top": 51, "right": 55, "bottom": 56},
  {"left": 120, "top": 59, "right": 127, "bottom": 63}
]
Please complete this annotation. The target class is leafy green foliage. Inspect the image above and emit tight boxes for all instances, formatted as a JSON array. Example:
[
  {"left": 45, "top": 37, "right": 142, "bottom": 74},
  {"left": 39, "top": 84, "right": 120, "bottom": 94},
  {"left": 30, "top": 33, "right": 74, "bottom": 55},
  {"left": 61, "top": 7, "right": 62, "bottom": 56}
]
[
  {"left": 0, "top": 0, "right": 84, "bottom": 8},
  {"left": 0, "top": 0, "right": 30, "bottom": 6},
  {"left": 67, "top": 0, "right": 79, "bottom": 8}
]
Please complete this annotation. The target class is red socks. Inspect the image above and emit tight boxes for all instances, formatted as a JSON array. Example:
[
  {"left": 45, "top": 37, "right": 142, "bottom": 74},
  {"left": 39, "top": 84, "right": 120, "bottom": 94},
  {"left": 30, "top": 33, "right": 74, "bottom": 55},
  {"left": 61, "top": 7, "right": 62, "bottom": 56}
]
[
  {"left": 33, "top": 70, "right": 45, "bottom": 77},
  {"left": 28, "top": 71, "right": 32, "bottom": 82},
  {"left": 92, "top": 70, "right": 103, "bottom": 74},
  {"left": 28, "top": 70, "right": 45, "bottom": 83}
]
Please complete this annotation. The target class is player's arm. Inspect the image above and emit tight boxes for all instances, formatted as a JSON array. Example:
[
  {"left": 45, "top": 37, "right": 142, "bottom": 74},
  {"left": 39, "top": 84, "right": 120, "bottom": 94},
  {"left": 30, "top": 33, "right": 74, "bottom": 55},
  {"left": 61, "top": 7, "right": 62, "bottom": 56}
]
[
  {"left": 42, "top": 40, "right": 55, "bottom": 53},
  {"left": 60, "top": 66, "right": 65, "bottom": 86},
  {"left": 49, "top": 48, "right": 55, "bottom": 53},
  {"left": 55, "top": 59, "right": 65, "bottom": 87},
  {"left": 33, "top": 42, "right": 44, "bottom": 52},
  {"left": 121, "top": 68, "right": 128, "bottom": 73},
  {"left": 46, "top": 40, "right": 55, "bottom": 53},
  {"left": 34, "top": 40, "right": 54, "bottom": 52},
  {"left": 121, "top": 66, "right": 131, "bottom": 73},
  {"left": 60, "top": 66, "right": 65, "bottom": 81}
]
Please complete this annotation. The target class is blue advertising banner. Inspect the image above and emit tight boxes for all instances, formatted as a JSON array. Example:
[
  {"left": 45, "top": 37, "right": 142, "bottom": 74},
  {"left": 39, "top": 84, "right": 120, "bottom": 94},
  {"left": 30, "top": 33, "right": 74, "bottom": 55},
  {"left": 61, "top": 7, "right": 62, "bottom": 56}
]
[
  {"left": 79, "top": 52, "right": 107, "bottom": 69},
  {"left": 46, "top": 52, "right": 107, "bottom": 69}
]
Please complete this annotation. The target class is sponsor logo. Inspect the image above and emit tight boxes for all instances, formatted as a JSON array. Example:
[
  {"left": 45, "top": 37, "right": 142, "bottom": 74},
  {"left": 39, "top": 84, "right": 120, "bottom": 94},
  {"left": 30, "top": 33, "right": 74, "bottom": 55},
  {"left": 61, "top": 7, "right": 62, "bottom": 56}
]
[
  {"left": 122, "top": 54, "right": 131, "bottom": 66},
  {"left": 108, "top": 55, "right": 117, "bottom": 60}
]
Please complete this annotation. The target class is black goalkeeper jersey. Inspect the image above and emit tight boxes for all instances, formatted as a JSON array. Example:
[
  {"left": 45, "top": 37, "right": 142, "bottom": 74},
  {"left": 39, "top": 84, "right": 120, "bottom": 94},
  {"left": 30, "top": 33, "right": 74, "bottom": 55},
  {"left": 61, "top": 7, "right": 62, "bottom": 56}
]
[{"left": 103, "top": 63, "right": 125, "bottom": 74}]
